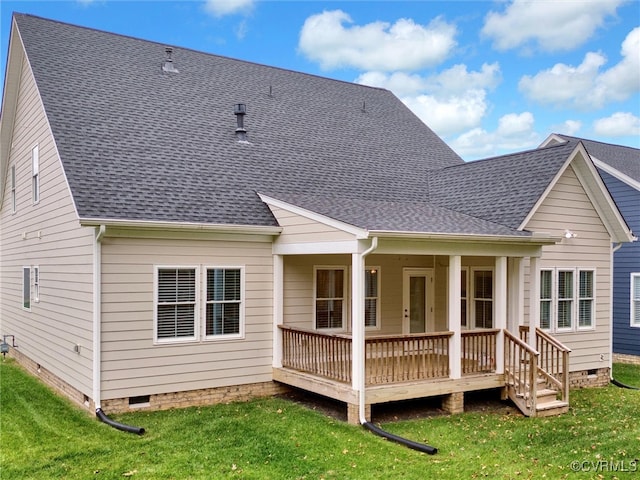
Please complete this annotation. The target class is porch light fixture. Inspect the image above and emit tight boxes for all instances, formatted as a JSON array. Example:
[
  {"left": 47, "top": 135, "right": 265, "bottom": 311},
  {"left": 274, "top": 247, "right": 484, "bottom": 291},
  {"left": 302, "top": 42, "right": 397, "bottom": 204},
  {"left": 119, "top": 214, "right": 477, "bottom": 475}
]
[{"left": 564, "top": 230, "right": 577, "bottom": 239}]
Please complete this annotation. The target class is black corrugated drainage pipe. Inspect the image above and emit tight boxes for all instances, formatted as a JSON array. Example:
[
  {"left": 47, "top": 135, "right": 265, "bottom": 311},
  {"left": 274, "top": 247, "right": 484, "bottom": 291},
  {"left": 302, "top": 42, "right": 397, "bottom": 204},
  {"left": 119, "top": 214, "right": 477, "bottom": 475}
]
[
  {"left": 611, "top": 378, "right": 640, "bottom": 390},
  {"left": 96, "top": 408, "right": 145, "bottom": 435},
  {"left": 363, "top": 421, "right": 438, "bottom": 454}
]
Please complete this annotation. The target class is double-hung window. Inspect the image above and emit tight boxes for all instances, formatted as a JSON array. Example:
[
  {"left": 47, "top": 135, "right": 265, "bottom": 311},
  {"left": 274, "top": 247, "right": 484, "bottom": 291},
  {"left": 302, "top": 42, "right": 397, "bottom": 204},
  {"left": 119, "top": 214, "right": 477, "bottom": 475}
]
[
  {"left": 631, "top": 273, "right": 640, "bottom": 328},
  {"left": 32, "top": 145, "right": 39, "bottom": 204},
  {"left": 473, "top": 269, "right": 493, "bottom": 328},
  {"left": 205, "top": 268, "right": 243, "bottom": 337},
  {"left": 22, "top": 267, "right": 31, "bottom": 310},
  {"left": 539, "top": 268, "right": 595, "bottom": 332},
  {"left": 156, "top": 267, "right": 197, "bottom": 341},
  {"left": 315, "top": 267, "right": 346, "bottom": 330},
  {"left": 364, "top": 268, "right": 380, "bottom": 328}
]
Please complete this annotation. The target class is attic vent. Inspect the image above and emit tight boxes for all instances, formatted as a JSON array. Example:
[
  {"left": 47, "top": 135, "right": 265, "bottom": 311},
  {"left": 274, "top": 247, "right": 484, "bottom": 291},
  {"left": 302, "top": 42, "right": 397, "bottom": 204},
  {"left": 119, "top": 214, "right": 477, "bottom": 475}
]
[
  {"left": 234, "top": 103, "right": 248, "bottom": 142},
  {"left": 162, "top": 47, "right": 179, "bottom": 73}
]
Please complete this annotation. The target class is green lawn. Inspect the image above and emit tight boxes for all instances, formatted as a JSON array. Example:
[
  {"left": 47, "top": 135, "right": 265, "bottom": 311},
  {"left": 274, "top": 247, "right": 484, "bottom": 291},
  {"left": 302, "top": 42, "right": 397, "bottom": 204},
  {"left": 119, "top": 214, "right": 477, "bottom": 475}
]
[{"left": 1, "top": 359, "right": 639, "bottom": 479}]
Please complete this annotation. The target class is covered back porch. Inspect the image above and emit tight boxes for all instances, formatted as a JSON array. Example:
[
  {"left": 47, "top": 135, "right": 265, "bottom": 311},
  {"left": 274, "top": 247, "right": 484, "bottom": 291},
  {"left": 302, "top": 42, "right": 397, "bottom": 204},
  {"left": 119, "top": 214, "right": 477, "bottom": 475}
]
[{"left": 270, "top": 235, "right": 570, "bottom": 422}]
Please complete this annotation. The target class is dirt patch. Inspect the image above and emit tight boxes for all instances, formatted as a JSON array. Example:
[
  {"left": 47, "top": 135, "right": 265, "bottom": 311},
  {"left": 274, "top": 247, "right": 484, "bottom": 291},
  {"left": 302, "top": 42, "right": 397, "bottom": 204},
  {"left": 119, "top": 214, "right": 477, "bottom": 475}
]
[{"left": 278, "top": 387, "right": 518, "bottom": 424}]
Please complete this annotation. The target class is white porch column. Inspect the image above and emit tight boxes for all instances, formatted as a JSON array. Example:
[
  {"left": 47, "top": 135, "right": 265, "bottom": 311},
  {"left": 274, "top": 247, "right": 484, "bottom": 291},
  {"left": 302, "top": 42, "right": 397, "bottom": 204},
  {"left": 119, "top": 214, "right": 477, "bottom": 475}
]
[
  {"left": 448, "top": 255, "right": 462, "bottom": 379},
  {"left": 272, "top": 254, "right": 284, "bottom": 368},
  {"left": 507, "top": 257, "right": 524, "bottom": 334},
  {"left": 494, "top": 256, "right": 507, "bottom": 374},
  {"left": 528, "top": 255, "right": 541, "bottom": 349},
  {"left": 351, "top": 252, "right": 365, "bottom": 396}
]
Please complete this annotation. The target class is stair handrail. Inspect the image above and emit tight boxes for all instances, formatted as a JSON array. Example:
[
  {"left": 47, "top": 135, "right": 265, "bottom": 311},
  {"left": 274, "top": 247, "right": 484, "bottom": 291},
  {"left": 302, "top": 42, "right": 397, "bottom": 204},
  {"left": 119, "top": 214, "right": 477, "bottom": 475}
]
[
  {"left": 535, "top": 328, "right": 570, "bottom": 404},
  {"left": 504, "top": 330, "right": 539, "bottom": 414}
]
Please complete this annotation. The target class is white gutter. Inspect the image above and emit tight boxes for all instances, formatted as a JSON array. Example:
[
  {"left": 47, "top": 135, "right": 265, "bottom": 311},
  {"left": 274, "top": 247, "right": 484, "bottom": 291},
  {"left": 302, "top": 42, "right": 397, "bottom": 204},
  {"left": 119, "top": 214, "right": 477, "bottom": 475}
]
[
  {"left": 369, "top": 230, "right": 561, "bottom": 245},
  {"left": 79, "top": 217, "right": 282, "bottom": 235},
  {"left": 357, "top": 237, "right": 378, "bottom": 424},
  {"left": 92, "top": 225, "right": 106, "bottom": 410}
]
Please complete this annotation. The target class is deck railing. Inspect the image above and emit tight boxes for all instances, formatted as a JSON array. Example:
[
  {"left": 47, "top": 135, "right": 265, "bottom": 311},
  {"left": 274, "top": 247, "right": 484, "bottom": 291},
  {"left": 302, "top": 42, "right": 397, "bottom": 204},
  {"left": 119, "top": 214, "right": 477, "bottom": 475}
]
[
  {"left": 365, "top": 332, "right": 453, "bottom": 384},
  {"left": 504, "top": 329, "right": 539, "bottom": 412},
  {"left": 279, "top": 326, "right": 453, "bottom": 385},
  {"left": 461, "top": 329, "right": 499, "bottom": 375},
  {"left": 280, "top": 326, "right": 352, "bottom": 383},
  {"left": 520, "top": 326, "right": 571, "bottom": 404}
]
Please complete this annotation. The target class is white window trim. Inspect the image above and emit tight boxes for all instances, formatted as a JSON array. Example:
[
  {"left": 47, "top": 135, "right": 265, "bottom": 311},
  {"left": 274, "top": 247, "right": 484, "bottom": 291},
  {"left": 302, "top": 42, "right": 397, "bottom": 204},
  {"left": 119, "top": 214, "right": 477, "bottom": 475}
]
[
  {"left": 22, "top": 266, "right": 31, "bottom": 311},
  {"left": 556, "top": 269, "right": 575, "bottom": 333},
  {"left": 365, "top": 266, "right": 381, "bottom": 331},
  {"left": 203, "top": 266, "right": 245, "bottom": 341},
  {"left": 540, "top": 267, "right": 596, "bottom": 333},
  {"left": 461, "top": 267, "right": 469, "bottom": 329},
  {"left": 33, "top": 266, "right": 40, "bottom": 303},
  {"left": 470, "top": 267, "right": 494, "bottom": 329},
  {"left": 153, "top": 265, "right": 199, "bottom": 345},
  {"left": 10, "top": 165, "right": 16, "bottom": 214},
  {"left": 313, "top": 266, "right": 348, "bottom": 332},
  {"left": 539, "top": 269, "right": 554, "bottom": 331},
  {"left": 32, "top": 144, "right": 40, "bottom": 205},
  {"left": 631, "top": 273, "right": 640, "bottom": 328},
  {"left": 577, "top": 269, "right": 596, "bottom": 331}
]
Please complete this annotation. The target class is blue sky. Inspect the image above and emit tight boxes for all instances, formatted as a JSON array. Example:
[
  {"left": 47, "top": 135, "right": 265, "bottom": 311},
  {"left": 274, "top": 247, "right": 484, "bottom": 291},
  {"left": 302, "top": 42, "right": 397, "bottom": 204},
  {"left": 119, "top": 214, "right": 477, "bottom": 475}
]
[{"left": 1, "top": 0, "right": 639, "bottom": 160}]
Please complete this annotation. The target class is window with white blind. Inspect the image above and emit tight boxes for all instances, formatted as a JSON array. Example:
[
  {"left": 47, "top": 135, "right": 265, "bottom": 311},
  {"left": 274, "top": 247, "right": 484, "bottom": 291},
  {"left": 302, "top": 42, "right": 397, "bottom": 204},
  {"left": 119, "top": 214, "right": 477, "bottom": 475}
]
[
  {"left": 155, "top": 267, "right": 197, "bottom": 341},
  {"left": 365, "top": 268, "right": 380, "bottom": 328},
  {"left": 539, "top": 268, "right": 595, "bottom": 332},
  {"left": 205, "top": 267, "right": 243, "bottom": 337},
  {"left": 472, "top": 269, "right": 493, "bottom": 328},
  {"left": 315, "top": 267, "right": 346, "bottom": 330},
  {"left": 632, "top": 273, "right": 640, "bottom": 328}
]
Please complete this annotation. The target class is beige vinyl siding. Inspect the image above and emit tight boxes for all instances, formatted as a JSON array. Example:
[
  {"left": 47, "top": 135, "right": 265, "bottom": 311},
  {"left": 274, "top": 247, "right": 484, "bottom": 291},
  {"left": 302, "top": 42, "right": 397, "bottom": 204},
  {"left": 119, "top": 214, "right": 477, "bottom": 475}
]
[
  {"left": 0, "top": 50, "right": 94, "bottom": 395},
  {"left": 268, "top": 206, "right": 356, "bottom": 243},
  {"left": 100, "top": 235, "right": 274, "bottom": 400},
  {"left": 524, "top": 164, "right": 612, "bottom": 371}
]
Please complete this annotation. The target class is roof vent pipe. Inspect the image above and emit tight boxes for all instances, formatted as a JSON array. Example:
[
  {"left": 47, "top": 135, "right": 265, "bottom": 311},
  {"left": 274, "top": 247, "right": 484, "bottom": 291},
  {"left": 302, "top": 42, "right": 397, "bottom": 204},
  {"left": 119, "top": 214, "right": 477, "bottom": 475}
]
[
  {"left": 234, "top": 104, "right": 247, "bottom": 141},
  {"left": 162, "top": 47, "right": 179, "bottom": 73}
]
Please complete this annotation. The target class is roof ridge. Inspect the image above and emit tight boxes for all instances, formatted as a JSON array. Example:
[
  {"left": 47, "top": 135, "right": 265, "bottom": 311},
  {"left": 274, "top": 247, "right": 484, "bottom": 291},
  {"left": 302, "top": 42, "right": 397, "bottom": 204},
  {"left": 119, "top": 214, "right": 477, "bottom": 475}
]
[
  {"left": 13, "top": 12, "right": 392, "bottom": 94},
  {"left": 558, "top": 134, "right": 640, "bottom": 153}
]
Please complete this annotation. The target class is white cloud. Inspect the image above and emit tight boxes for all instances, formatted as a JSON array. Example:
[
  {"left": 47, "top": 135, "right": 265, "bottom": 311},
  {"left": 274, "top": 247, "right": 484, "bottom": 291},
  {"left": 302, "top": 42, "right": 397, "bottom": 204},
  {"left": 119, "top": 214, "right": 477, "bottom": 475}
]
[
  {"left": 450, "top": 112, "right": 540, "bottom": 159},
  {"left": 298, "top": 10, "right": 457, "bottom": 71},
  {"left": 403, "top": 90, "right": 488, "bottom": 136},
  {"left": 355, "top": 63, "right": 501, "bottom": 136},
  {"left": 482, "top": 0, "right": 624, "bottom": 52},
  {"left": 551, "top": 120, "right": 583, "bottom": 136},
  {"left": 204, "top": 0, "right": 254, "bottom": 17},
  {"left": 518, "top": 28, "right": 640, "bottom": 109},
  {"left": 593, "top": 112, "right": 640, "bottom": 136}
]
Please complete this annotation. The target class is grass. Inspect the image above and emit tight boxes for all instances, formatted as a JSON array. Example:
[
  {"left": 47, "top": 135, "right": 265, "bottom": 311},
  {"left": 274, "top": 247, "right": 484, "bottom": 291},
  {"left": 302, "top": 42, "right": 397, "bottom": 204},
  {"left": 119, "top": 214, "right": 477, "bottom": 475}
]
[
  {"left": 1, "top": 359, "right": 639, "bottom": 480},
  {"left": 612, "top": 362, "right": 640, "bottom": 388}
]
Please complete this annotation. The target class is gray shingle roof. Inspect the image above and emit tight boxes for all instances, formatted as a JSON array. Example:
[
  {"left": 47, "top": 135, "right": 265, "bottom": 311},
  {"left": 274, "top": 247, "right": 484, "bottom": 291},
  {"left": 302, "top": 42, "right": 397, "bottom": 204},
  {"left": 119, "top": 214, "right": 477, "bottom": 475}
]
[
  {"left": 557, "top": 135, "right": 640, "bottom": 183},
  {"left": 11, "top": 14, "right": 586, "bottom": 238},
  {"left": 14, "top": 13, "right": 463, "bottom": 227},
  {"left": 428, "top": 141, "right": 577, "bottom": 229}
]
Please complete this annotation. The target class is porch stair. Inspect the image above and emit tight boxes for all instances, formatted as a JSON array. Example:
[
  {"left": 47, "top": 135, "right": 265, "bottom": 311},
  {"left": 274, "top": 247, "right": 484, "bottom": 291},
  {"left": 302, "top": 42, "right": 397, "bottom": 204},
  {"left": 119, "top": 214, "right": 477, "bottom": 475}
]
[{"left": 504, "top": 328, "right": 571, "bottom": 418}]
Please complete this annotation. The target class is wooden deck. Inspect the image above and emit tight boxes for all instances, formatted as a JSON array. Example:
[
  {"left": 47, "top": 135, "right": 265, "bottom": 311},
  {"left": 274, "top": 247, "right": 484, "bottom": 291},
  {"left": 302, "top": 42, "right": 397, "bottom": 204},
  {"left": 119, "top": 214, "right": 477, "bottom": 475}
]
[{"left": 276, "top": 325, "right": 570, "bottom": 418}]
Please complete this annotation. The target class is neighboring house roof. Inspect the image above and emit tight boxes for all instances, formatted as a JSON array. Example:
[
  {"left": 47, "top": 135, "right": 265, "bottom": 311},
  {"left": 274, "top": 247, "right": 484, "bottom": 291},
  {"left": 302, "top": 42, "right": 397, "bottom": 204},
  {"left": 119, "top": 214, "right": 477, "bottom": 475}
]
[
  {"left": 544, "top": 134, "right": 640, "bottom": 190},
  {"left": 1, "top": 14, "right": 633, "bottom": 242}
]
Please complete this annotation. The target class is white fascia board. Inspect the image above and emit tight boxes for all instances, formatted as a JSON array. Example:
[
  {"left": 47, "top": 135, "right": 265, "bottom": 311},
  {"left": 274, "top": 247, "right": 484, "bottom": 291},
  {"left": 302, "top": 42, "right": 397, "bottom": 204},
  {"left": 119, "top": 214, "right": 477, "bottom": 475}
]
[
  {"left": 79, "top": 217, "right": 282, "bottom": 235},
  {"left": 592, "top": 157, "right": 640, "bottom": 192},
  {"left": 0, "top": 20, "right": 24, "bottom": 208},
  {"left": 258, "top": 193, "right": 368, "bottom": 239},
  {"left": 538, "top": 134, "right": 568, "bottom": 148},
  {"left": 370, "top": 229, "right": 560, "bottom": 245},
  {"left": 570, "top": 147, "right": 635, "bottom": 243}
]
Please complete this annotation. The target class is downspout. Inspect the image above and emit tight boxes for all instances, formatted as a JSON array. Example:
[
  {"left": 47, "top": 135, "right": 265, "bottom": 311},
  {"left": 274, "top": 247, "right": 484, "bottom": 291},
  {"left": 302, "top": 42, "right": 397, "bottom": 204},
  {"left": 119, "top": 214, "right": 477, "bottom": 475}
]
[
  {"left": 92, "top": 225, "right": 145, "bottom": 435},
  {"left": 356, "top": 237, "right": 437, "bottom": 454}
]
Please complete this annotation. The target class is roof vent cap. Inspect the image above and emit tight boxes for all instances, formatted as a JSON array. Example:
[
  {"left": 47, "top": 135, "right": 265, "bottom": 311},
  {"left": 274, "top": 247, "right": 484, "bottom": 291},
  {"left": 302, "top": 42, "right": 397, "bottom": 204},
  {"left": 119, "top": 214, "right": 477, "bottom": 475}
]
[
  {"left": 162, "top": 47, "right": 179, "bottom": 73},
  {"left": 234, "top": 104, "right": 248, "bottom": 142}
]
